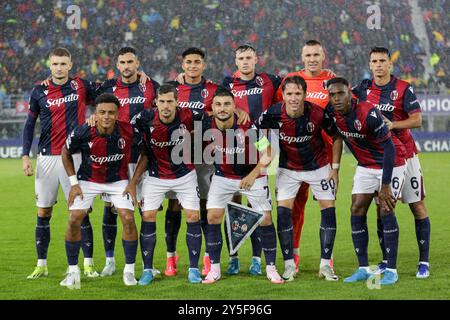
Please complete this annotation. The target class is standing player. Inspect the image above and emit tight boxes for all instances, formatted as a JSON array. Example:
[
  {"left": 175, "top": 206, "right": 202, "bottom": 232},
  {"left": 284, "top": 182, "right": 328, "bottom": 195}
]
[
  {"left": 201, "top": 87, "right": 283, "bottom": 284},
  {"left": 125, "top": 84, "right": 203, "bottom": 285},
  {"left": 275, "top": 40, "right": 336, "bottom": 272},
  {"left": 221, "top": 44, "right": 281, "bottom": 276},
  {"left": 164, "top": 47, "right": 219, "bottom": 277},
  {"left": 95, "top": 47, "right": 159, "bottom": 277},
  {"left": 352, "top": 46, "right": 431, "bottom": 278},
  {"left": 326, "top": 77, "right": 406, "bottom": 285},
  {"left": 60, "top": 93, "right": 138, "bottom": 289},
  {"left": 22, "top": 48, "right": 98, "bottom": 279},
  {"left": 258, "top": 76, "right": 341, "bottom": 281}
]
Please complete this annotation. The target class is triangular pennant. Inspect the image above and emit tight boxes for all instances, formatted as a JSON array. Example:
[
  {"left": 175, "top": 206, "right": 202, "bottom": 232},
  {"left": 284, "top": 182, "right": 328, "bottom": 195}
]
[{"left": 225, "top": 202, "right": 264, "bottom": 255}]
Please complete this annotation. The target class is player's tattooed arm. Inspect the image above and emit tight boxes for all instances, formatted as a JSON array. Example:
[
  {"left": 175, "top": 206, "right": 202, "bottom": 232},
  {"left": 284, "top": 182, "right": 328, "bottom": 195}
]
[
  {"left": 327, "top": 135, "right": 343, "bottom": 195},
  {"left": 240, "top": 144, "right": 273, "bottom": 190},
  {"left": 382, "top": 112, "right": 422, "bottom": 130}
]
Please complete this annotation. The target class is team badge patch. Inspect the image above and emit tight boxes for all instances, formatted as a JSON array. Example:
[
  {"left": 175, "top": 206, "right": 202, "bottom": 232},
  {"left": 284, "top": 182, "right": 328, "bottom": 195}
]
[
  {"left": 70, "top": 80, "right": 79, "bottom": 91},
  {"left": 354, "top": 119, "right": 362, "bottom": 131},
  {"left": 118, "top": 138, "right": 126, "bottom": 149},
  {"left": 306, "top": 122, "right": 315, "bottom": 133},
  {"left": 201, "top": 89, "right": 209, "bottom": 99},
  {"left": 225, "top": 202, "right": 264, "bottom": 255},
  {"left": 256, "top": 76, "right": 264, "bottom": 87},
  {"left": 139, "top": 83, "right": 146, "bottom": 93},
  {"left": 390, "top": 90, "right": 398, "bottom": 101}
]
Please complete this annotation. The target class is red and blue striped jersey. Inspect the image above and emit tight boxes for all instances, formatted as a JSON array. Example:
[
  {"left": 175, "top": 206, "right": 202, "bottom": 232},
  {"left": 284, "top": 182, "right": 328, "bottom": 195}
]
[
  {"left": 257, "top": 101, "right": 332, "bottom": 171},
  {"left": 65, "top": 121, "right": 133, "bottom": 183},
  {"left": 168, "top": 78, "right": 219, "bottom": 112},
  {"left": 26, "top": 77, "right": 96, "bottom": 155},
  {"left": 222, "top": 73, "right": 281, "bottom": 122},
  {"left": 352, "top": 76, "right": 422, "bottom": 158},
  {"left": 325, "top": 99, "right": 406, "bottom": 169},
  {"left": 132, "top": 107, "right": 204, "bottom": 179},
  {"left": 97, "top": 77, "right": 159, "bottom": 162},
  {"left": 202, "top": 116, "right": 264, "bottom": 180}
]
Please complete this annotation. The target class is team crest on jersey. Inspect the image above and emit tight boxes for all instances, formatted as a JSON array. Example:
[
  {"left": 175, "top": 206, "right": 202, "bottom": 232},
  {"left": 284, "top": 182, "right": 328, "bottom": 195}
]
[
  {"left": 306, "top": 122, "right": 315, "bottom": 133},
  {"left": 390, "top": 90, "right": 398, "bottom": 101},
  {"left": 70, "top": 80, "right": 79, "bottom": 91},
  {"left": 139, "top": 83, "right": 146, "bottom": 93},
  {"left": 178, "top": 124, "right": 187, "bottom": 134},
  {"left": 256, "top": 76, "right": 264, "bottom": 87},
  {"left": 201, "top": 89, "right": 209, "bottom": 99},
  {"left": 354, "top": 120, "right": 362, "bottom": 131},
  {"left": 118, "top": 138, "right": 126, "bottom": 149}
]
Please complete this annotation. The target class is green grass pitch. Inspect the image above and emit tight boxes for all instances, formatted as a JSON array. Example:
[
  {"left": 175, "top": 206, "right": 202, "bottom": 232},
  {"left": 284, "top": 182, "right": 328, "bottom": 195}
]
[{"left": 0, "top": 153, "right": 449, "bottom": 300}]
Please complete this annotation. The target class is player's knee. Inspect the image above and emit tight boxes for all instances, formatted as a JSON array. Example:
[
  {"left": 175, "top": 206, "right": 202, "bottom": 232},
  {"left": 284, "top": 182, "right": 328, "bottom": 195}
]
[
  {"left": 142, "top": 210, "right": 157, "bottom": 222},
  {"left": 351, "top": 203, "right": 366, "bottom": 216},
  {"left": 68, "top": 213, "right": 83, "bottom": 227},
  {"left": 185, "top": 210, "right": 199, "bottom": 222},
  {"left": 260, "top": 213, "right": 273, "bottom": 226},
  {"left": 37, "top": 207, "right": 53, "bottom": 217},
  {"left": 207, "top": 210, "right": 223, "bottom": 224},
  {"left": 409, "top": 201, "right": 428, "bottom": 219}
]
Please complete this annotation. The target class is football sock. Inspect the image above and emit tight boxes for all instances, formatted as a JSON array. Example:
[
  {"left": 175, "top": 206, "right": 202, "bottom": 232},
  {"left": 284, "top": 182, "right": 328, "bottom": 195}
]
[
  {"left": 381, "top": 212, "right": 399, "bottom": 269},
  {"left": 65, "top": 240, "right": 81, "bottom": 266},
  {"left": 200, "top": 208, "right": 208, "bottom": 254},
  {"left": 260, "top": 224, "right": 277, "bottom": 266},
  {"left": 415, "top": 217, "right": 430, "bottom": 263},
  {"left": 277, "top": 206, "right": 294, "bottom": 261},
  {"left": 102, "top": 206, "right": 117, "bottom": 258},
  {"left": 377, "top": 218, "right": 387, "bottom": 261},
  {"left": 80, "top": 215, "right": 94, "bottom": 258},
  {"left": 186, "top": 221, "right": 202, "bottom": 268},
  {"left": 351, "top": 215, "right": 369, "bottom": 267},
  {"left": 165, "top": 210, "right": 181, "bottom": 253},
  {"left": 140, "top": 221, "right": 156, "bottom": 269},
  {"left": 320, "top": 207, "right": 337, "bottom": 260},
  {"left": 206, "top": 224, "right": 222, "bottom": 264},
  {"left": 122, "top": 239, "right": 138, "bottom": 264},
  {"left": 250, "top": 226, "right": 262, "bottom": 258},
  {"left": 36, "top": 216, "right": 51, "bottom": 260}
]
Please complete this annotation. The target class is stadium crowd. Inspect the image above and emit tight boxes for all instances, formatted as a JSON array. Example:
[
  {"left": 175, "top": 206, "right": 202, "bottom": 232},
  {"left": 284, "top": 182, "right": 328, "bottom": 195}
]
[{"left": 0, "top": 0, "right": 448, "bottom": 97}]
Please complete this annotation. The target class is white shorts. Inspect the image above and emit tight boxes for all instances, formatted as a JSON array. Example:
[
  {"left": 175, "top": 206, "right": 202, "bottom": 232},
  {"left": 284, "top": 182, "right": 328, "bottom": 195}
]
[
  {"left": 101, "top": 163, "right": 147, "bottom": 204},
  {"left": 207, "top": 175, "right": 272, "bottom": 213},
  {"left": 352, "top": 164, "right": 407, "bottom": 199},
  {"left": 142, "top": 170, "right": 200, "bottom": 211},
  {"left": 69, "top": 180, "right": 134, "bottom": 211},
  {"left": 35, "top": 154, "right": 81, "bottom": 208},
  {"left": 401, "top": 154, "right": 426, "bottom": 203},
  {"left": 276, "top": 165, "right": 336, "bottom": 201}
]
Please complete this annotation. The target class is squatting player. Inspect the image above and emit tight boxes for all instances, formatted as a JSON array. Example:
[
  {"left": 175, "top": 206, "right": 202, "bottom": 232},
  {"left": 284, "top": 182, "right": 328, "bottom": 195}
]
[
  {"left": 126, "top": 84, "right": 203, "bottom": 285},
  {"left": 275, "top": 40, "right": 336, "bottom": 272},
  {"left": 221, "top": 44, "right": 281, "bottom": 276},
  {"left": 259, "top": 76, "right": 341, "bottom": 282},
  {"left": 60, "top": 93, "right": 139, "bottom": 289},
  {"left": 22, "top": 47, "right": 98, "bottom": 279},
  {"left": 326, "top": 77, "right": 406, "bottom": 285},
  {"left": 201, "top": 87, "right": 284, "bottom": 285},
  {"left": 352, "top": 46, "right": 431, "bottom": 278}
]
